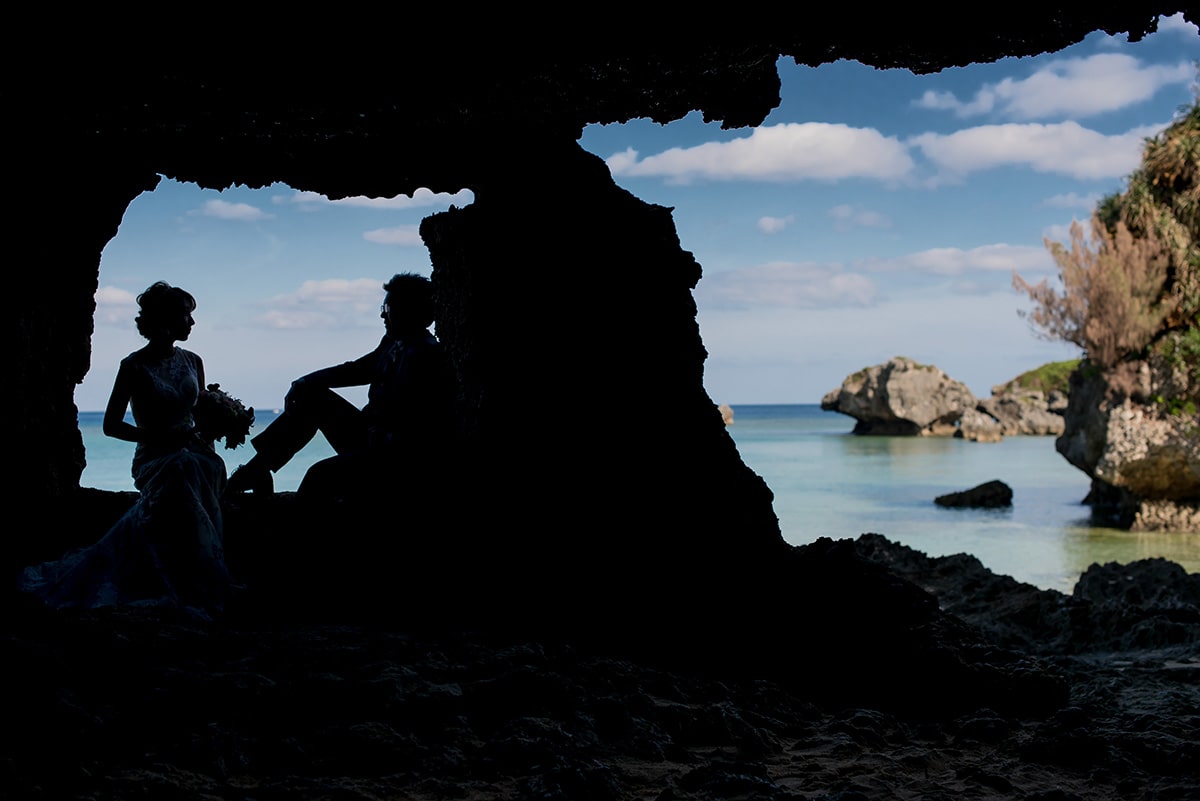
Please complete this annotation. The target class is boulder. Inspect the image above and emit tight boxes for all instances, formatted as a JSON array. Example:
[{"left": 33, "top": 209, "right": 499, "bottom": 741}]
[
  {"left": 934, "top": 480, "right": 1013, "bottom": 508},
  {"left": 1094, "top": 399, "right": 1200, "bottom": 499},
  {"left": 977, "top": 390, "right": 1065, "bottom": 436},
  {"left": 955, "top": 408, "right": 1003, "bottom": 443},
  {"left": 1057, "top": 346, "right": 1200, "bottom": 532},
  {"left": 821, "top": 357, "right": 976, "bottom": 436}
]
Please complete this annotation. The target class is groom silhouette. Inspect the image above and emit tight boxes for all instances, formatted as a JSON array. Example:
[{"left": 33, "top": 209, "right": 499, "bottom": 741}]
[{"left": 227, "top": 272, "right": 456, "bottom": 499}]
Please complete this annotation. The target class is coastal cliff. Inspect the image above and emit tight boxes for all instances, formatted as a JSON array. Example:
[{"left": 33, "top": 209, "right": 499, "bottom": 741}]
[
  {"left": 1058, "top": 340, "right": 1200, "bottom": 532},
  {"left": 821, "top": 357, "right": 1068, "bottom": 440},
  {"left": 820, "top": 357, "right": 976, "bottom": 436}
]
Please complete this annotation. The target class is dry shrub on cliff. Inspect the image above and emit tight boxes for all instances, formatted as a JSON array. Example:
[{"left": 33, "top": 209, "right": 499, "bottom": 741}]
[
  {"left": 1014, "top": 215, "right": 1175, "bottom": 369},
  {"left": 1102, "top": 99, "right": 1200, "bottom": 328},
  {"left": 1017, "top": 97, "right": 1199, "bottom": 373}
]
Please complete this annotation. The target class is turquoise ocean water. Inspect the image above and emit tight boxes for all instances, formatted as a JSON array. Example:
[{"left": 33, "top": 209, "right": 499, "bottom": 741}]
[{"left": 78, "top": 404, "right": 1200, "bottom": 592}]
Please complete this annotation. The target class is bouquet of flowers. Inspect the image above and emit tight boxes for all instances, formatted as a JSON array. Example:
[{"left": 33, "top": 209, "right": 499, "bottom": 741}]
[{"left": 195, "top": 383, "right": 255, "bottom": 450}]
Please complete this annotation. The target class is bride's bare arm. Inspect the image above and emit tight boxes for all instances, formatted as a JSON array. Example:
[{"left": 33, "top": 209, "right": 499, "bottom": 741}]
[{"left": 102, "top": 363, "right": 141, "bottom": 443}]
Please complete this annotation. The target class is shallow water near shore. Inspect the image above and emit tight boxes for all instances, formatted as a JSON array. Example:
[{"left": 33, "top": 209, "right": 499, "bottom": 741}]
[
  {"left": 724, "top": 404, "right": 1200, "bottom": 592},
  {"left": 78, "top": 405, "right": 1200, "bottom": 592}
]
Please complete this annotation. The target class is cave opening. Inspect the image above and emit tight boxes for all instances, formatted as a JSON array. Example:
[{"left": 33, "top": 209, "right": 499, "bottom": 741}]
[{"left": 79, "top": 179, "right": 474, "bottom": 491}]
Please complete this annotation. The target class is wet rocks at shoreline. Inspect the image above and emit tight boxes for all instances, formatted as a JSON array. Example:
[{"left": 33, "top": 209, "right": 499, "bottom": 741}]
[{"left": 7, "top": 530, "right": 1198, "bottom": 800}]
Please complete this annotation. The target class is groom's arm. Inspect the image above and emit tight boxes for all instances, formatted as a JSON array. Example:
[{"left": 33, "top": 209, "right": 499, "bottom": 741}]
[{"left": 284, "top": 338, "right": 386, "bottom": 405}]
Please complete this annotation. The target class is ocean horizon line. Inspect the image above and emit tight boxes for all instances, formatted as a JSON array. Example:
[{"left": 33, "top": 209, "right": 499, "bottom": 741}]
[{"left": 76, "top": 401, "right": 831, "bottom": 416}]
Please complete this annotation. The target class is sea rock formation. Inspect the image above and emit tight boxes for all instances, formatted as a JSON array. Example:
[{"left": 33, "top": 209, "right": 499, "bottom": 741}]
[
  {"left": 935, "top": 479, "right": 1013, "bottom": 508},
  {"left": 825, "top": 360, "right": 1072, "bottom": 441},
  {"left": 821, "top": 357, "right": 977, "bottom": 435},
  {"left": 956, "top": 408, "right": 1005, "bottom": 442},
  {"left": 977, "top": 388, "right": 1067, "bottom": 436},
  {"left": 1057, "top": 348, "right": 1200, "bottom": 532}
]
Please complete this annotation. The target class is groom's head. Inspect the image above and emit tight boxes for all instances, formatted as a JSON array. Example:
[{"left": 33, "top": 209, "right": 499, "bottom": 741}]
[{"left": 381, "top": 272, "right": 435, "bottom": 336}]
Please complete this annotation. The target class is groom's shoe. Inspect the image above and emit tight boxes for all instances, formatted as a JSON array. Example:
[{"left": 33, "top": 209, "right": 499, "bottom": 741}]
[{"left": 227, "top": 458, "right": 273, "bottom": 495}]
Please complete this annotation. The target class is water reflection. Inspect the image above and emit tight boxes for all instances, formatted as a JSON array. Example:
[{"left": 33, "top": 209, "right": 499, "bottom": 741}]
[
  {"left": 838, "top": 433, "right": 961, "bottom": 457},
  {"left": 1060, "top": 526, "right": 1200, "bottom": 581}
]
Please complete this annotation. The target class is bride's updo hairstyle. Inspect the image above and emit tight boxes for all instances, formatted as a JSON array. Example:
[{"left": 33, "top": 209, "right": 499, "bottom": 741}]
[{"left": 135, "top": 281, "right": 197, "bottom": 340}]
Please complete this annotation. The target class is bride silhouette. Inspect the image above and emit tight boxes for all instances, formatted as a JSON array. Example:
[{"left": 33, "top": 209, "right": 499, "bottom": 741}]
[{"left": 19, "top": 282, "right": 244, "bottom": 618}]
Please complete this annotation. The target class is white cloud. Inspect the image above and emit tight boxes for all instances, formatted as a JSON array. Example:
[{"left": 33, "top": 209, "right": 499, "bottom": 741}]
[
  {"left": 858, "top": 243, "right": 1055, "bottom": 276},
  {"left": 914, "top": 88, "right": 997, "bottom": 116},
  {"left": 698, "top": 242, "right": 1054, "bottom": 312},
  {"left": 1158, "top": 12, "right": 1200, "bottom": 38},
  {"left": 910, "top": 120, "right": 1163, "bottom": 180},
  {"left": 607, "top": 123, "right": 915, "bottom": 183},
  {"left": 948, "top": 279, "right": 992, "bottom": 295},
  {"left": 698, "top": 262, "right": 877, "bottom": 309},
  {"left": 94, "top": 286, "right": 138, "bottom": 327},
  {"left": 698, "top": 290, "right": 1083, "bottom": 401},
  {"left": 253, "top": 278, "right": 383, "bottom": 330},
  {"left": 828, "top": 204, "right": 891, "bottom": 231},
  {"left": 363, "top": 225, "right": 423, "bottom": 245},
  {"left": 1042, "top": 192, "right": 1102, "bottom": 209},
  {"left": 757, "top": 215, "right": 794, "bottom": 234},
  {"left": 195, "top": 199, "right": 272, "bottom": 221},
  {"left": 281, "top": 188, "right": 474, "bottom": 209},
  {"left": 913, "top": 53, "right": 1193, "bottom": 120}
]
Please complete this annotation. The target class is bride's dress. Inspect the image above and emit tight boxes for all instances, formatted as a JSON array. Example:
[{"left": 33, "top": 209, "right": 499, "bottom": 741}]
[{"left": 19, "top": 348, "right": 233, "bottom": 617}]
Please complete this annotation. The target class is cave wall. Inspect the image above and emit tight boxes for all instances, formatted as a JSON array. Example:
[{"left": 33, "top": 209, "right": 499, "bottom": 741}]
[
  {"left": 8, "top": 9, "right": 1191, "bottom": 557},
  {"left": 420, "top": 140, "right": 782, "bottom": 576}
]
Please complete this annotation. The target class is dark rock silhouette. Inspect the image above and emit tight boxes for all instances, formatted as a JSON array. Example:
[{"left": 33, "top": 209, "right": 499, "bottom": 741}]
[
  {"left": 5, "top": 533, "right": 1197, "bottom": 801},
  {"left": 7, "top": 13, "right": 1199, "bottom": 799},
  {"left": 935, "top": 480, "right": 1014, "bottom": 508}
]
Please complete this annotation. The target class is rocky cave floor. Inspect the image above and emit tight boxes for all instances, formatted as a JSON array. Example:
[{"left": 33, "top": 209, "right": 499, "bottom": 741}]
[{"left": 3, "top": 532, "right": 1199, "bottom": 801}]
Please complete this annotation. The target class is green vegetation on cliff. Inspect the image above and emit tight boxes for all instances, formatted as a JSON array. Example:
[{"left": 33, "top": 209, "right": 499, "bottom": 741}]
[
  {"left": 1097, "top": 98, "right": 1200, "bottom": 330},
  {"left": 1015, "top": 94, "right": 1199, "bottom": 404},
  {"left": 998, "top": 360, "right": 1080, "bottom": 396}
]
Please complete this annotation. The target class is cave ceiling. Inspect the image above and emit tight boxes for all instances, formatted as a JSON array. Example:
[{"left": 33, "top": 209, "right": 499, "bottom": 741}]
[{"left": 16, "top": 7, "right": 1192, "bottom": 197}]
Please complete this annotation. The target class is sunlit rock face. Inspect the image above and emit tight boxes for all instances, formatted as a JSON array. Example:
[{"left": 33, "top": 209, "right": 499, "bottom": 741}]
[
  {"left": 977, "top": 390, "right": 1066, "bottom": 437},
  {"left": 1058, "top": 359, "right": 1200, "bottom": 532},
  {"left": 821, "top": 357, "right": 976, "bottom": 436}
]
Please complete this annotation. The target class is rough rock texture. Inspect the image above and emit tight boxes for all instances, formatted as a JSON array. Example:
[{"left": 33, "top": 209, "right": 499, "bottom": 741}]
[
  {"left": 854, "top": 532, "right": 1200, "bottom": 658},
  {"left": 978, "top": 388, "right": 1067, "bottom": 436},
  {"left": 957, "top": 408, "right": 1005, "bottom": 442},
  {"left": 13, "top": 10, "right": 1190, "bottom": 509},
  {"left": 7, "top": 14, "right": 1199, "bottom": 797},
  {"left": 821, "top": 357, "right": 977, "bottom": 435},
  {"left": 21, "top": 491, "right": 1065, "bottom": 718},
  {"left": 935, "top": 480, "right": 1014, "bottom": 508},
  {"left": 1058, "top": 360, "right": 1200, "bottom": 532},
  {"left": 5, "top": 533, "right": 1198, "bottom": 801}
]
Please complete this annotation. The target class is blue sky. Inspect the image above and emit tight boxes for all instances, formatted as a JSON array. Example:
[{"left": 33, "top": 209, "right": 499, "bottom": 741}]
[{"left": 79, "top": 14, "right": 1200, "bottom": 411}]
